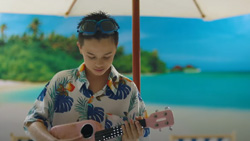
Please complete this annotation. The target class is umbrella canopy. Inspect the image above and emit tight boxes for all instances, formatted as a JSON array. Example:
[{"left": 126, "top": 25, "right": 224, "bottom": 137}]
[
  {"left": 1, "top": 0, "right": 250, "bottom": 90},
  {"left": 1, "top": 0, "right": 250, "bottom": 20}
]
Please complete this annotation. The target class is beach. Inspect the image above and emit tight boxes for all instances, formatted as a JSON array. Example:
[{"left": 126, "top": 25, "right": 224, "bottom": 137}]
[
  {"left": 1, "top": 102, "right": 250, "bottom": 141},
  {"left": 0, "top": 79, "right": 46, "bottom": 93},
  {"left": 1, "top": 80, "right": 250, "bottom": 141}
]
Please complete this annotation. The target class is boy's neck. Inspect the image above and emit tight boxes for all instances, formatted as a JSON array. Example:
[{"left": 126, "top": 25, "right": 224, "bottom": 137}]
[
  {"left": 85, "top": 67, "right": 111, "bottom": 93},
  {"left": 85, "top": 67, "right": 111, "bottom": 82}
]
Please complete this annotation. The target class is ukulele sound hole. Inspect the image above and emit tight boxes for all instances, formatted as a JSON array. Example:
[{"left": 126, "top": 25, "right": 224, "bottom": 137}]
[{"left": 81, "top": 124, "right": 93, "bottom": 138}]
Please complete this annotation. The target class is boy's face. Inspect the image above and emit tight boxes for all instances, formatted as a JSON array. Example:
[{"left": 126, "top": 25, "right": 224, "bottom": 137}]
[{"left": 77, "top": 37, "right": 117, "bottom": 76}]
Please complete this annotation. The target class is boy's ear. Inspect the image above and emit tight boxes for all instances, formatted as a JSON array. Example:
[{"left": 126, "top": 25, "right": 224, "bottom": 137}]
[{"left": 77, "top": 41, "right": 83, "bottom": 54}]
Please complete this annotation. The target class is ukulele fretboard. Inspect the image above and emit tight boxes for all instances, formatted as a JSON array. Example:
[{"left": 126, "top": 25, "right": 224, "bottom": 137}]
[{"left": 95, "top": 125, "right": 123, "bottom": 141}]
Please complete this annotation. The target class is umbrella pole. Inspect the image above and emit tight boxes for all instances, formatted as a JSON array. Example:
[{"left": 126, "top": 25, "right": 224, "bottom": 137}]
[
  {"left": 65, "top": 0, "right": 77, "bottom": 16},
  {"left": 132, "top": 0, "right": 141, "bottom": 92}
]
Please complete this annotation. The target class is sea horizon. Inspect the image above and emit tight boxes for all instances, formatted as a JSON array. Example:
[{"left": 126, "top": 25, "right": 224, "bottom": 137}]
[{"left": 1, "top": 72, "right": 250, "bottom": 111}]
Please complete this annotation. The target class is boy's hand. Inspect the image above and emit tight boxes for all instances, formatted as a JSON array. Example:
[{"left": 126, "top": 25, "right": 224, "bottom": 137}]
[{"left": 121, "top": 117, "right": 144, "bottom": 141}]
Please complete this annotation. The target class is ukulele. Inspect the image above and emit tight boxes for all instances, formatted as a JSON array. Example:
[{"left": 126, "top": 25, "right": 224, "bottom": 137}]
[{"left": 50, "top": 108, "right": 174, "bottom": 141}]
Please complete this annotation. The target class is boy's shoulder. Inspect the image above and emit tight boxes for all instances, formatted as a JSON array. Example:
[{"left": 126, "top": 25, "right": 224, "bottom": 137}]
[
  {"left": 51, "top": 68, "right": 78, "bottom": 82},
  {"left": 118, "top": 74, "right": 132, "bottom": 82},
  {"left": 117, "top": 74, "right": 137, "bottom": 88}
]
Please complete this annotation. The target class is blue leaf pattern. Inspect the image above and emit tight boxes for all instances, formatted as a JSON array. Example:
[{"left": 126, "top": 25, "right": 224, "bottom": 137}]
[
  {"left": 37, "top": 81, "right": 50, "bottom": 101},
  {"left": 33, "top": 113, "right": 48, "bottom": 128},
  {"left": 105, "top": 86, "right": 116, "bottom": 99},
  {"left": 80, "top": 84, "right": 93, "bottom": 98},
  {"left": 54, "top": 94, "right": 74, "bottom": 113},
  {"left": 106, "top": 83, "right": 131, "bottom": 100},
  {"left": 87, "top": 104, "right": 104, "bottom": 123},
  {"left": 105, "top": 119, "right": 113, "bottom": 129},
  {"left": 122, "top": 112, "right": 128, "bottom": 121},
  {"left": 143, "top": 128, "right": 150, "bottom": 137},
  {"left": 116, "top": 83, "right": 131, "bottom": 99},
  {"left": 138, "top": 92, "right": 143, "bottom": 102}
]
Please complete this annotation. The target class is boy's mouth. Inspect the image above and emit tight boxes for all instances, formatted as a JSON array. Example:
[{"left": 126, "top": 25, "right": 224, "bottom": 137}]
[{"left": 94, "top": 68, "right": 104, "bottom": 72}]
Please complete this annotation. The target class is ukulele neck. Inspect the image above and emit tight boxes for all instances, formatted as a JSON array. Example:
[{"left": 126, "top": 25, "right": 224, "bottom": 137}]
[{"left": 94, "top": 119, "right": 146, "bottom": 141}]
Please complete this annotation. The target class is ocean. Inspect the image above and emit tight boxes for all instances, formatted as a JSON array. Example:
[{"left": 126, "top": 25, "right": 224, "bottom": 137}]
[{"left": 1, "top": 72, "right": 250, "bottom": 110}]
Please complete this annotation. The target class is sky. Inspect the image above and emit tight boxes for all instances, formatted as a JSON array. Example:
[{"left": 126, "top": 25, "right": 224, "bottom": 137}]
[{"left": 0, "top": 13, "right": 250, "bottom": 72}]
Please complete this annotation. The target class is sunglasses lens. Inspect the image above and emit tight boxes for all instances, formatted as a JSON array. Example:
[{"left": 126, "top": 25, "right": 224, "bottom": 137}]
[
  {"left": 100, "top": 20, "right": 117, "bottom": 32},
  {"left": 78, "top": 19, "right": 118, "bottom": 35},
  {"left": 81, "top": 21, "right": 96, "bottom": 33}
]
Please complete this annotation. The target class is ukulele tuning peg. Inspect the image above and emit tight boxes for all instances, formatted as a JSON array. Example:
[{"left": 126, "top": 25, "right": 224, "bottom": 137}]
[
  {"left": 165, "top": 107, "right": 170, "bottom": 110},
  {"left": 169, "top": 126, "right": 173, "bottom": 131}
]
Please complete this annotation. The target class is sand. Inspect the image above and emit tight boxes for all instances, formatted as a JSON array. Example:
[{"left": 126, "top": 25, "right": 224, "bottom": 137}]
[
  {"left": 0, "top": 79, "right": 45, "bottom": 93},
  {"left": 147, "top": 104, "right": 250, "bottom": 141},
  {"left": 1, "top": 80, "right": 250, "bottom": 141},
  {"left": 1, "top": 102, "right": 250, "bottom": 141}
]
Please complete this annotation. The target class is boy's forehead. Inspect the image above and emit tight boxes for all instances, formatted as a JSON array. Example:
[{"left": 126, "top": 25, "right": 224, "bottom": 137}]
[
  {"left": 83, "top": 47, "right": 116, "bottom": 56},
  {"left": 82, "top": 38, "right": 116, "bottom": 52},
  {"left": 83, "top": 37, "right": 116, "bottom": 46}
]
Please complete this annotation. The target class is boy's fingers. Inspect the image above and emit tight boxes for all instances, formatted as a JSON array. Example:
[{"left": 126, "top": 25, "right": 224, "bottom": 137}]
[
  {"left": 135, "top": 121, "right": 143, "bottom": 137},
  {"left": 125, "top": 121, "right": 133, "bottom": 139},
  {"left": 135, "top": 116, "right": 144, "bottom": 137},
  {"left": 130, "top": 120, "right": 139, "bottom": 138},
  {"left": 121, "top": 125, "right": 128, "bottom": 139}
]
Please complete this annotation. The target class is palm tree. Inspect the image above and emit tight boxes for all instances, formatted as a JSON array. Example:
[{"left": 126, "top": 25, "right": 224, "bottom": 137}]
[
  {"left": 1, "top": 24, "right": 7, "bottom": 40},
  {"left": 28, "top": 18, "right": 41, "bottom": 38}
]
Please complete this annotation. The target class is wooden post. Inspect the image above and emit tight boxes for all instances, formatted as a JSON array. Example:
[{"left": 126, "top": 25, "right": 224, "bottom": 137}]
[{"left": 132, "top": 0, "right": 141, "bottom": 92}]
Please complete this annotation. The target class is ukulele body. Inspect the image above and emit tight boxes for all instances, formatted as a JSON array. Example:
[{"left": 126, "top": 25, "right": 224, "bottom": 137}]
[{"left": 50, "top": 120, "right": 103, "bottom": 141}]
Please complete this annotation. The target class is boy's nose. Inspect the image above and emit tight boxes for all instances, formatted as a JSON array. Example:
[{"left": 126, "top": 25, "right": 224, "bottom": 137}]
[{"left": 95, "top": 59, "right": 104, "bottom": 67}]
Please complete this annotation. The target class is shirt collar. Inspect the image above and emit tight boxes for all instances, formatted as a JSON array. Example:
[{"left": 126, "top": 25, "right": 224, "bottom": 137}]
[{"left": 76, "top": 63, "right": 120, "bottom": 94}]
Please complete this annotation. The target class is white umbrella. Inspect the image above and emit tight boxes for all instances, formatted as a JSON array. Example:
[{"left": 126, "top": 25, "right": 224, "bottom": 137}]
[
  {"left": 1, "top": 0, "right": 250, "bottom": 20},
  {"left": 1, "top": 0, "right": 250, "bottom": 90}
]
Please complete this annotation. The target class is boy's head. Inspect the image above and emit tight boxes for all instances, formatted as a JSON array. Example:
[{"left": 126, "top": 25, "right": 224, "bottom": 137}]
[
  {"left": 77, "top": 11, "right": 119, "bottom": 76},
  {"left": 77, "top": 11, "right": 119, "bottom": 47}
]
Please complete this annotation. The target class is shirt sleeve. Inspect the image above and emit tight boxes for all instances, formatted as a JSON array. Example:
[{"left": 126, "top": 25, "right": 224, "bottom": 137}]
[
  {"left": 127, "top": 82, "right": 150, "bottom": 141},
  {"left": 23, "top": 74, "right": 57, "bottom": 135}
]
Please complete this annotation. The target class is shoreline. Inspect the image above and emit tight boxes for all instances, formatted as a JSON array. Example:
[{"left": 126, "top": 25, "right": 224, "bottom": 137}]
[{"left": 0, "top": 79, "right": 46, "bottom": 93}]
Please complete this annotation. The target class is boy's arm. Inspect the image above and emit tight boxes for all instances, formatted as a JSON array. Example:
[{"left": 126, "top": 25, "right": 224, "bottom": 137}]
[
  {"left": 27, "top": 122, "right": 58, "bottom": 141},
  {"left": 126, "top": 83, "right": 150, "bottom": 141}
]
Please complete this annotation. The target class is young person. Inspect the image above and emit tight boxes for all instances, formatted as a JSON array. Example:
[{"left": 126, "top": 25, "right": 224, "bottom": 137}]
[{"left": 24, "top": 11, "right": 150, "bottom": 141}]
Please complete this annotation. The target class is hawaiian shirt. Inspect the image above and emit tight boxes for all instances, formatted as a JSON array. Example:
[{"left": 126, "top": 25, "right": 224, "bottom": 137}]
[{"left": 24, "top": 63, "right": 150, "bottom": 141}]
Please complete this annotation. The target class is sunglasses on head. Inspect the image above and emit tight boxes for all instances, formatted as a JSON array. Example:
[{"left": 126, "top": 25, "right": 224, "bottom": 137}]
[{"left": 77, "top": 19, "right": 119, "bottom": 35}]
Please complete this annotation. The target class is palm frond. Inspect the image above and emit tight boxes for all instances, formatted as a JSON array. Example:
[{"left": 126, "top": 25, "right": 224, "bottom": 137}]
[
  {"left": 48, "top": 100, "right": 54, "bottom": 123},
  {"left": 75, "top": 97, "right": 88, "bottom": 120},
  {"left": 128, "top": 91, "right": 137, "bottom": 113},
  {"left": 139, "top": 104, "right": 146, "bottom": 117}
]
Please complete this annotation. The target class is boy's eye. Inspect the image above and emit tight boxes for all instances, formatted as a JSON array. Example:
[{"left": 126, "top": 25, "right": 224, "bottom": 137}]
[
  {"left": 103, "top": 56, "right": 111, "bottom": 59},
  {"left": 88, "top": 56, "right": 95, "bottom": 59}
]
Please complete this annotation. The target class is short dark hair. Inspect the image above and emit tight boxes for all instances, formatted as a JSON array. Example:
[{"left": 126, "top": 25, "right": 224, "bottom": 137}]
[{"left": 77, "top": 11, "right": 119, "bottom": 47}]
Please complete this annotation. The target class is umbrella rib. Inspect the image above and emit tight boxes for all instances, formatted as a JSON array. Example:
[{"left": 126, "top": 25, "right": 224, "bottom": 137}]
[
  {"left": 193, "top": 0, "right": 206, "bottom": 18},
  {"left": 65, "top": 0, "right": 78, "bottom": 16}
]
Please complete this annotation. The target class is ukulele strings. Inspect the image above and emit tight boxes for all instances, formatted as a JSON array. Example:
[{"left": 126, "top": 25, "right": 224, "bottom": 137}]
[
  {"left": 95, "top": 125, "right": 123, "bottom": 139},
  {"left": 95, "top": 119, "right": 146, "bottom": 140}
]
